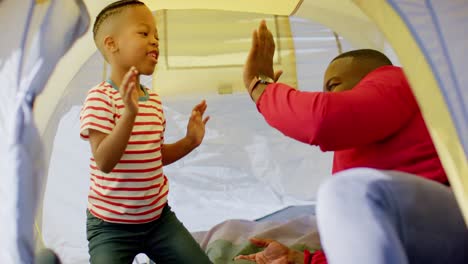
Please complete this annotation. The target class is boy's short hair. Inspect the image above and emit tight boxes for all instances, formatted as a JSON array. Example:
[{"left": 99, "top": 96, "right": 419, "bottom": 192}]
[
  {"left": 331, "top": 49, "right": 393, "bottom": 66},
  {"left": 93, "top": 0, "right": 145, "bottom": 59},
  {"left": 93, "top": 0, "right": 144, "bottom": 40}
]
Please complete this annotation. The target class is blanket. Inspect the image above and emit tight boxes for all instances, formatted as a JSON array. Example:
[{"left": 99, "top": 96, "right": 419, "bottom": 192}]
[{"left": 193, "top": 215, "right": 322, "bottom": 264}]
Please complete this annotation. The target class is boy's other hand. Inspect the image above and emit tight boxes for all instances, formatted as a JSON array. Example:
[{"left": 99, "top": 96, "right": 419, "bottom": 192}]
[
  {"left": 120, "top": 66, "right": 139, "bottom": 115},
  {"left": 186, "top": 100, "right": 210, "bottom": 148}
]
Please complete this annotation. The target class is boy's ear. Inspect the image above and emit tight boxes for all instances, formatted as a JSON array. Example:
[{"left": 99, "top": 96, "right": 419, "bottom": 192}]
[{"left": 103, "top": 35, "right": 118, "bottom": 54}]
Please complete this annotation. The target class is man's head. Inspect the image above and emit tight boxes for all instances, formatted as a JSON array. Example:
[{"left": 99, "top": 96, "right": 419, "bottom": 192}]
[
  {"left": 323, "top": 49, "right": 392, "bottom": 92},
  {"left": 93, "top": 0, "right": 159, "bottom": 75}
]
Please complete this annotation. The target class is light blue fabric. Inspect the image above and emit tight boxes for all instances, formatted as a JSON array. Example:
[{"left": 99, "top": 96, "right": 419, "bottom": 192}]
[
  {"left": 0, "top": 0, "right": 89, "bottom": 263},
  {"left": 387, "top": 0, "right": 468, "bottom": 157},
  {"left": 317, "top": 168, "right": 468, "bottom": 264}
]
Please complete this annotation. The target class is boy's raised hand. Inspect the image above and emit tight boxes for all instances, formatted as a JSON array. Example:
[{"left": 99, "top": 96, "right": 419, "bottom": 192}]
[
  {"left": 120, "top": 66, "right": 139, "bottom": 115},
  {"left": 186, "top": 100, "right": 210, "bottom": 147}
]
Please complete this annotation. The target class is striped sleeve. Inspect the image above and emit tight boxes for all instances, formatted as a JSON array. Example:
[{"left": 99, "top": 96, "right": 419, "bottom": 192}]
[{"left": 80, "top": 88, "right": 116, "bottom": 140}]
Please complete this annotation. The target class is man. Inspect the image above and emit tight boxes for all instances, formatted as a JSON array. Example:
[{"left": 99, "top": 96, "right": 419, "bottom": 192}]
[{"left": 236, "top": 21, "right": 468, "bottom": 264}]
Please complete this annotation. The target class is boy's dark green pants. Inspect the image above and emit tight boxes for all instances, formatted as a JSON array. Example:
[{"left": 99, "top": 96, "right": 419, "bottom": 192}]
[{"left": 86, "top": 204, "right": 212, "bottom": 264}]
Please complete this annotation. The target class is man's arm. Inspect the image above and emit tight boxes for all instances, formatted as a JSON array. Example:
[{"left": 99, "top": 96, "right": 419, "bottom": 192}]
[
  {"left": 256, "top": 67, "right": 419, "bottom": 151},
  {"left": 235, "top": 238, "right": 304, "bottom": 264},
  {"left": 243, "top": 22, "right": 418, "bottom": 151}
]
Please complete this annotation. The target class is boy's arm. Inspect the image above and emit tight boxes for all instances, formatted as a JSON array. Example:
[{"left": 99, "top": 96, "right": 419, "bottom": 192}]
[
  {"left": 161, "top": 100, "right": 209, "bottom": 166},
  {"left": 161, "top": 137, "right": 197, "bottom": 166},
  {"left": 88, "top": 112, "right": 136, "bottom": 173},
  {"left": 85, "top": 67, "right": 140, "bottom": 173}
]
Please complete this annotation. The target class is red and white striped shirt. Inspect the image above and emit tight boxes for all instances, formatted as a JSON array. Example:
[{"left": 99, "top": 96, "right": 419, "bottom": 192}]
[{"left": 80, "top": 81, "right": 168, "bottom": 224}]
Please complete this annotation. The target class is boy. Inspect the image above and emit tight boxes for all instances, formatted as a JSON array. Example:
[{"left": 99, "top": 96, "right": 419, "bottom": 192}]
[{"left": 80, "top": 1, "right": 211, "bottom": 263}]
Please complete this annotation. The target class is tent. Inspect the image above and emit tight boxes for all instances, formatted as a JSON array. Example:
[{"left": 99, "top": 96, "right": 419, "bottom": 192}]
[{"left": 1, "top": 0, "right": 466, "bottom": 263}]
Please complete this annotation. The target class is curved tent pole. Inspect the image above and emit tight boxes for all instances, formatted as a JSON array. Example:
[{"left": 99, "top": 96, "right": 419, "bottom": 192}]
[
  {"left": 291, "top": 0, "right": 305, "bottom": 15},
  {"left": 333, "top": 32, "right": 343, "bottom": 54}
]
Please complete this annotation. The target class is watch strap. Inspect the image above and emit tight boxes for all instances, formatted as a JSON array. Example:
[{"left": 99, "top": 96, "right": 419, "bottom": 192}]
[{"left": 248, "top": 75, "right": 274, "bottom": 97}]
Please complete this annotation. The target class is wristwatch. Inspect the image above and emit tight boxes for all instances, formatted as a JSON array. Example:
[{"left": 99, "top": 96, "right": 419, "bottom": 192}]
[{"left": 248, "top": 74, "right": 275, "bottom": 97}]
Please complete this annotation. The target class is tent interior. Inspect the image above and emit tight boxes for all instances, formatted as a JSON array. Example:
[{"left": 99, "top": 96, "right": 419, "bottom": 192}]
[
  {"left": 37, "top": 2, "right": 400, "bottom": 263},
  {"left": 1, "top": 0, "right": 466, "bottom": 264}
]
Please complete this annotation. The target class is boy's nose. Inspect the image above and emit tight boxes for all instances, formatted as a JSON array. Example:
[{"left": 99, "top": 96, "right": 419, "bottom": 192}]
[{"left": 150, "top": 39, "right": 159, "bottom": 47}]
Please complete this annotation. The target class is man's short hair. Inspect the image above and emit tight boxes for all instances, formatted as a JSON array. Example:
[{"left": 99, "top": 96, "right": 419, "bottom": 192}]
[
  {"left": 331, "top": 49, "right": 393, "bottom": 66},
  {"left": 92, "top": 0, "right": 144, "bottom": 40}
]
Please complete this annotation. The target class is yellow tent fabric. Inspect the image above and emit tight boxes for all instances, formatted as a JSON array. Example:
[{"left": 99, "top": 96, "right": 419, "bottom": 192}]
[
  {"left": 353, "top": 0, "right": 468, "bottom": 226},
  {"left": 149, "top": 10, "right": 297, "bottom": 96},
  {"left": 144, "top": 0, "right": 302, "bottom": 16}
]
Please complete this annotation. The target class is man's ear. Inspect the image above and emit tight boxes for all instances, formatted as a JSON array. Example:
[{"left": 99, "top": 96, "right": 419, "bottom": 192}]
[{"left": 103, "top": 35, "right": 118, "bottom": 54}]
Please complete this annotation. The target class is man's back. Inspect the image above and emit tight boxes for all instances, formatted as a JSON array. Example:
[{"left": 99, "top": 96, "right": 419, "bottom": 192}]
[{"left": 332, "top": 66, "right": 447, "bottom": 183}]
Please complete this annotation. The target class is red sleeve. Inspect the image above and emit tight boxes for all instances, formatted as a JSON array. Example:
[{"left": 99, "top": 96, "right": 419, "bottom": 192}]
[
  {"left": 304, "top": 249, "right": 327, "bottom": 264},
  {"left": 256, "top": 66, "right": 418, "bottom": 151}
]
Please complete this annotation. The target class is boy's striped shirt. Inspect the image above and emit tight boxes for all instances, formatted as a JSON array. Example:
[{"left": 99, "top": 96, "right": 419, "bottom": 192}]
[{"left": 80, "top": 81, "right": 168, "bottom": 224}]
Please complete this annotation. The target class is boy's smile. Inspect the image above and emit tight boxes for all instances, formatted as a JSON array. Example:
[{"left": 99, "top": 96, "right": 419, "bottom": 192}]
[{"left": 147, "top": 50, "right": 159, "bottom": 64}]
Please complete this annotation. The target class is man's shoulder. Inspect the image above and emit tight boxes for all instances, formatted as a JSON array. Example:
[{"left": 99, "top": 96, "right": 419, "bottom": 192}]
[
  {"left": 369, "top": 65, "right": 403, "bottom": 77},
  {"left": 354, "top": 65, "right": 418, "bottom": 107},
  {"left": 367, "top": 65, "right": 405, "bottom": 80},
  {"left": 361, "top": 65, "right": 409, "bottom": 90}
]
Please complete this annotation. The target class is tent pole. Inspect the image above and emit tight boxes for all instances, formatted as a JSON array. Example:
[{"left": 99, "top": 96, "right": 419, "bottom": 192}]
[{"left": 333, "top": 32, "right": 343, "bottom": 54}]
